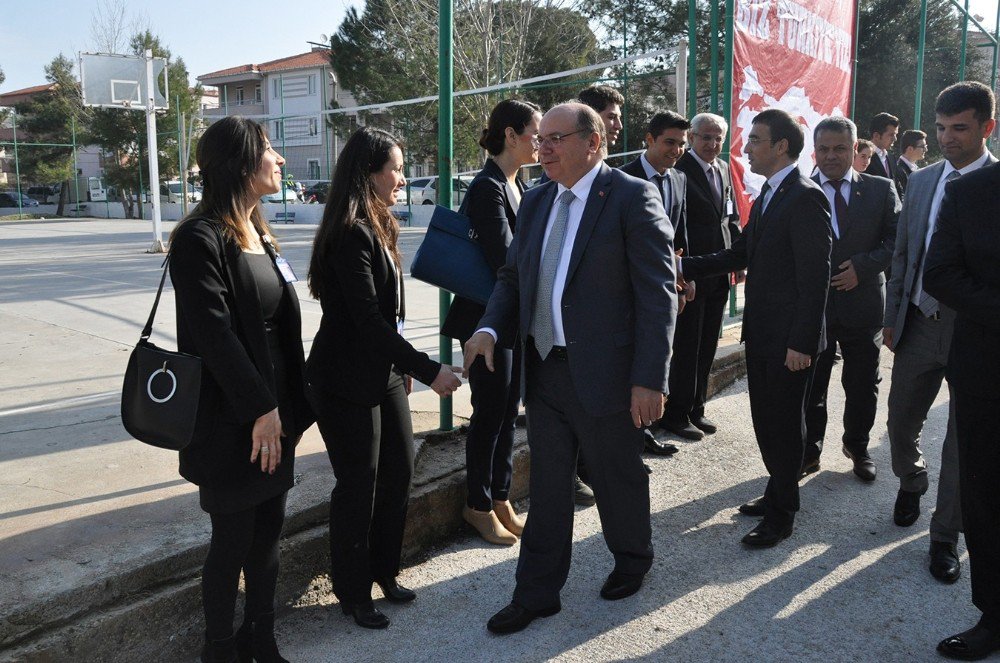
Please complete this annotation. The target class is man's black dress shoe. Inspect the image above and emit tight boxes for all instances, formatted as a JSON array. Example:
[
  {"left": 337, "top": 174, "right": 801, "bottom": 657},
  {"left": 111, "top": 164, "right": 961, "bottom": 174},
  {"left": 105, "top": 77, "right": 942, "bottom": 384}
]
[
  {"left": 937, "top": 619, "right": 1000, "bottom": 660},
  {"left": 893, "top": 488, "right": 922, "bottom": 527},
  {"left": 741, "top": 520, "right": 793, "bottom": 548},
  {"left": 574, "top": 476, "right": 596, "bottom": 506},
  {"left": 486, "top": 601, "right": 561, "bottom": 634},
  {"left": 643, "top": 462, "right": 653, "bottom": 475},
  {"left": 799, "top": 457, "right": 820, "bottom": 479},
  {"left": 376, "top": 578, "right": 416, "bottom": 603},
  {"left": 843, "top": 446, "right": 876, "bottom": 482},
  {"left": 929, "top": 541, "right": 962, "bottom": 583},
  {"left": 690, "top": 415, "right": 717, "bottom": 434},
  {"left": 643, "top": 428, "right": 678, "bottom": 456},
  {"left": 600, "top": 571, "right": 645, "bottom": 600},
  {"left": 738, "top": 496, "right": 766, "bottom": 517},
  {"left": 341, "top": 602, "right": 390, "bottom": 629},
  {"left": 661, "top": 419, "right": 704, "bottom": 441}
]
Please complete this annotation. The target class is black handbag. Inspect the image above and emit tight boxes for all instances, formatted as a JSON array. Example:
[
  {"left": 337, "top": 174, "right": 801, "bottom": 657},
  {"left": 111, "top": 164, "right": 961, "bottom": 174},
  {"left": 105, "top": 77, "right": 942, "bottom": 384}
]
[{"left": 121, "top": 256, "right": 203, "bottom": 450}]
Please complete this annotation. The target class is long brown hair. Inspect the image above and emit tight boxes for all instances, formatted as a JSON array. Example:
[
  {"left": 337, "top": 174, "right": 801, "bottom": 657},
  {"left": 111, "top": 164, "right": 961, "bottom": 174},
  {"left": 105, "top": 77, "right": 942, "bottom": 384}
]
[
  {"left": 308, "top": 127, "right": 402, "bottom": 300},
  {"left": 169, "top": 115, "right": 277, "bottom": 249}
]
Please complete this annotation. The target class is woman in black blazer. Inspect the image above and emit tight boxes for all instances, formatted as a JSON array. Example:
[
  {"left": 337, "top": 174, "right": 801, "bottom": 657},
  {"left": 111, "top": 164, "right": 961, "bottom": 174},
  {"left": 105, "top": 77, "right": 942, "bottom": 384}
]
[
  {"left": 441, "top": 99, "right": 541, "bottom": 545},
  {"left": 169, "top": 116, "right": 312, "bottom": 663},
  {"left": 306, "top": 127, "right": 462, "bottom": 629}
]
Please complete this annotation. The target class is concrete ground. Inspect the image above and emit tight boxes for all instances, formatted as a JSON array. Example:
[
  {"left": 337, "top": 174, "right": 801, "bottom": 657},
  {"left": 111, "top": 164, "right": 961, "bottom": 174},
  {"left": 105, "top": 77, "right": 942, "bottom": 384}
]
[{"left": 0, "top": 217, "right": 978, "bottom": 662}]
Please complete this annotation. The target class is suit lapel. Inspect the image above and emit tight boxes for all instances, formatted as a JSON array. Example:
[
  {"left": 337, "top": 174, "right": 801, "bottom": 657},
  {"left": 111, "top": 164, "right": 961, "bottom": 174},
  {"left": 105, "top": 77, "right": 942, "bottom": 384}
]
[
  {"left": 565, "top": 165, "right": 613, "bottom": 285},
  {"left": 756, "top": 168, "right": 798, "bottom": 236},
  {"left": 525, "top": 182, "right": 557, "bottom": 301},
  {"left": 912, "top": 161, "right": 945, "bottom": 245},
  {"left": 843, "top": 170, "right": 867, "bottom": 241},
  {"left": 667, "top": 169, "right": 683, "bottom": 219},
  {"left": 226, "top": 243, "right": 269, "bottom": 372}
]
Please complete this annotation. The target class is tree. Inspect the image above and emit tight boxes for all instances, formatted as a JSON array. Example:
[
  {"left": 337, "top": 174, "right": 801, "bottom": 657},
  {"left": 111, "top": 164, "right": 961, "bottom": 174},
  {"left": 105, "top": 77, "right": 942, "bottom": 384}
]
[
  {"left": 88, "top": 31, "right": 202, "bottom": 217},
  {"left": 16, "top": 55, "right": 88, "bottom": 216},
  {"left": 327, "top": 0, "right": 604, "bottom": 171}
]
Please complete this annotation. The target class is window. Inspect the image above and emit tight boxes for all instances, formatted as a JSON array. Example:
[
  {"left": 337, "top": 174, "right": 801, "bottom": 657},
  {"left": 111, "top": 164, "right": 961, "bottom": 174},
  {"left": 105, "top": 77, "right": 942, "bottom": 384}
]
[
  {"left": 254, "top": 86, "right": 261, "bottom": 103},
  {"left": 235, "top": 87, "right": 244, "bottom": 105},
  {"left": 272, "top": 79, "right": 280, "bottom": 98},
  {"left": 273, "top": 120, "right": 284, "bottom": 141},
  {"left": 307, "top": 159, "right": 321, "bottom": 180},
  {"left": 308, "top": 75, "right": 316, "bottom": 95},
  {"left": 309, "top": 118, "right": 318, "bottom": 136}
]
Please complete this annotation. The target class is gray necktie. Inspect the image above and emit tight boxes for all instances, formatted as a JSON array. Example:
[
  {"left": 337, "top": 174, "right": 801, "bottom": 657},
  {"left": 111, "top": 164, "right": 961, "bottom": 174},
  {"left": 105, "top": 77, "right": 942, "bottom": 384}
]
[
  {"left": 532, "top": 189, "right": 576, "bottom": 360},
  {"left": 709, "top": 164, "right": 722, "bottom": 210},
  {"left": 917, "top": 169, "right": 962, "bottom": 317}
]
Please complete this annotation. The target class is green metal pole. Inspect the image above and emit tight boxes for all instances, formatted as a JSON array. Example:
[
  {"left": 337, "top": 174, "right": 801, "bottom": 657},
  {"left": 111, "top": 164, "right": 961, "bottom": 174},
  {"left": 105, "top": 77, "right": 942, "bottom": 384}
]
[
  {"left": 959, "top": 0, "right": 969, "bottom": 80},
  {"left": 72, "top": 116, "right": 80, "bottom": 217},
  {"left": 991, "top": 1, "right": 1000, "bottom": 92},
  {"left": 688, "top": 0, "right": 698, "bottom": 117},
  {"left": 12, "top": 111, "right": 22, "bottom": 217},
  {"left": 279, "top": 74, "right": 287, "bottom": 217},
  {"left": 622, "top": 5, "right": 629, "bottom": 152},
  {"left": 723, "top": 0, "right": 738, "bottom": 317},
  {"left": 710, "top": 0, "right": 720, "bottom": 113},
  {"left": 850, "top": 0, "right": 861, "bottom": 119},
  {"left": 438, "top": 0, "right": 455, "bottom": 431},
  {"left": 177, "top": 95, "right": 187, "bottom": 217},
  {"left": 914, "top": 0, "right": 928, "bottom": 129}
]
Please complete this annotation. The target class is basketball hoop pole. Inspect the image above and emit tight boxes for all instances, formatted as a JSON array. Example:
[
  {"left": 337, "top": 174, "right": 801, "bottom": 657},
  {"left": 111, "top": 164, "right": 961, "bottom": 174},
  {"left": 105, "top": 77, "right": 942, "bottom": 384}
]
[{"left": 145, "top": 49, "right": 165, "bottom": 253}]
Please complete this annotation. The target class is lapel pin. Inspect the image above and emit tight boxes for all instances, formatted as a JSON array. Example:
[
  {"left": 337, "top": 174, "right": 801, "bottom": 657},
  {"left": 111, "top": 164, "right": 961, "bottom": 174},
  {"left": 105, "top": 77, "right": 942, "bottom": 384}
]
[{"left": 599, "top": 191, "right": 605, "bottom": 197}]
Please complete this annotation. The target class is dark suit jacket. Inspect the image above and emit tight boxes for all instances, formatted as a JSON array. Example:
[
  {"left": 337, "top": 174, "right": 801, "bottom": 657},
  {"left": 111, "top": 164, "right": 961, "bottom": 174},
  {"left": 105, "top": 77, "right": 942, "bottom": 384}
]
[
  {"left": 441, "top": 159, "right": 523, "bottom": 343},
  {"left": 894, "top": 158, "right": 915, "bottom": 198},
  {"left": 674, "top": 150, "right": 741, "bottom": 291},
  {"left": 619, "top": 156, "right": 688, "bottom": 254},
  {"left": 865, "top": 150, "right": 894, "bottom": 180},
  {"left": 479, "top": 163, "right": 678, "bottom": 416},
  {"left": 306, "top": 221, "right": 440, "bottom": 407},
  {"left": 923, "top": 162, "right": 1000, "bottom": 398},
  {"left": 811, "top": 172, "right": 900, "bottom": 328},
  {"left": 170, "top": 218, "right": 312, "bottom": 487},
  {"left": 682, "top": 167, "right": 833, "bottom": 360}
]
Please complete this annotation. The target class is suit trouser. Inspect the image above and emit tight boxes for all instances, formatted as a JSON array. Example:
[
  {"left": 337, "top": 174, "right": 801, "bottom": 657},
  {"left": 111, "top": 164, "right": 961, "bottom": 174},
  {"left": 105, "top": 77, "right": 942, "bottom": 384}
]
[
  {"left": 745, "top": 354, "right": 814, "bottom": 526},
  {"left": 513, "top": 347, "right": 652, "bottom": 610},
  {"left": 662, "top": 281, "right": 729, "bottom": 424},
  {"left": 463, "top": 342, "right": 522, "bottom": 511},
  {"left": 886, "top": 307, "right": 962, "bottom": 544},
  {"left": 310, "top": 371, "right": 413, "bottom": 606},
  {"left": 804, "top": 323, "right": 882, "bottom": 461},
  {"left": 954, "top": 388, "right": 1000, "bottom": 622}
]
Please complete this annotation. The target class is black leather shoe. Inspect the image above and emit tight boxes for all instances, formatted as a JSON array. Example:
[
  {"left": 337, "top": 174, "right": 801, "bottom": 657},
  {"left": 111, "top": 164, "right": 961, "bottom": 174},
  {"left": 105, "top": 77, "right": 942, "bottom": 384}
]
[
  {"left": 738, "top": 496, "right": 766, "bottom": 517},
  {"left": 843, "top": 446, "right": 876, "bottom": 482},
  {"left": 690, "top": 415, "right": 717, "bottom": 434},
  {"left": 741, "top": 520, "right": 793, "bottom": 548},
  {"left": 376, "top": 578, "right": 416, "bottom": 603},
  {"left": 574, "top": 476, "right": 596, "bottom": 506},
  {"left": 201, "top": 633, "right": 238, "bottom": 663},
  {"left": 643, "top": 462, "right": 653, "bottom": 475},
  {"left": 341, "top": 602, "right": 390, "bottom": 629},
  {"left": 799, "top": 457, "right": 821, "bottom": 479},
  {"left": 937, "top": 619, "right": 1000, "bottom": 660},
  {"left": 644, "top": 428, "right": 678, "bottom": 456},
  {"left": 661, "top": 418, "right": 704, "bottom": 441},
  {"left": 893, "top": 488, "right": 922, "bottom": 527},
  {"left": 929, "top": 541, "right": 962, "bottom": 583},
  {"left": 600, "top": 571, "right": 645, "bottom": 600},
  {"left": 486, "top": 601, "right": 561, "bottom": 634}
]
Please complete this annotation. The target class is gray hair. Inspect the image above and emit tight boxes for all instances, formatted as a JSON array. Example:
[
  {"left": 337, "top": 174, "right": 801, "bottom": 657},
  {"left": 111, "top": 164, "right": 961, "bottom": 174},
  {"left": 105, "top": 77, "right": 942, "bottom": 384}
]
[
  {"left": 813, "top": 116, "right": 858, "bottom": 143},
  {"left": 690, "top": 112, "right": 728, "bottom": 136}
]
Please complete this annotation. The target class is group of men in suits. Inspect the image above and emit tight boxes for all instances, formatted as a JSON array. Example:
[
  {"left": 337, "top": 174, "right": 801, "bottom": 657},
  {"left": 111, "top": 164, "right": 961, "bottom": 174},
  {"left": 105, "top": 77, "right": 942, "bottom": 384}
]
[{"left": 460, "top": 80, "right": 1000, "bottom": 658}]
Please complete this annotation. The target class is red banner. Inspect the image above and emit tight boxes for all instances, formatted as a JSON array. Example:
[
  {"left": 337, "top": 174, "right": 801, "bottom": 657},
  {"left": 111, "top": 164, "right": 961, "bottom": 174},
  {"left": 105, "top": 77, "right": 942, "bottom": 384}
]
[{"left": 729, "top": 0, "right": 857, "bottom": 222}]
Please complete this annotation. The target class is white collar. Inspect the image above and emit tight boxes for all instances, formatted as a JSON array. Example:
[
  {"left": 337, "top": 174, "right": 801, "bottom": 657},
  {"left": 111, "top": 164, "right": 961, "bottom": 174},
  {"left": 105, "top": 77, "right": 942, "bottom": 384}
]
[
  {"left": 899, "top": 156, "right": 918, "bottom": 170},
  {"left": 555, "top": 161, "right": 603, "bottom": 202},
  {"left": 942, "top": 150, "right": 991, "bottom": 179},
  {"left": 639, "top": 152, "right": 665, "bottom": 179},
  {"left": 873, "top": 145, "right": 887, "bottom": 158},
  {"left": 689, "top": 149, "right": 718, "bottom": 173},
  {"left": 765, "top": 162, "right": 798, "bottom": 193},
  {"left": 818, "top": 168, "right": 855, "bottom": 187}
]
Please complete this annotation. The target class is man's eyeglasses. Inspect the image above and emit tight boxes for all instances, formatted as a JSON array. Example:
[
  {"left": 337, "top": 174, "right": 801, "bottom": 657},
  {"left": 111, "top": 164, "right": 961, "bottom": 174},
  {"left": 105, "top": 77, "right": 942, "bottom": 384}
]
[
  {"left": 537, "top": 129, "right": 588, "bottom": 147},
  {"left": 745, "top": 136, "right": 774, "bottom": 146},
  {"left": 691, "top": 132, "right": 724, "bottom": 144}
]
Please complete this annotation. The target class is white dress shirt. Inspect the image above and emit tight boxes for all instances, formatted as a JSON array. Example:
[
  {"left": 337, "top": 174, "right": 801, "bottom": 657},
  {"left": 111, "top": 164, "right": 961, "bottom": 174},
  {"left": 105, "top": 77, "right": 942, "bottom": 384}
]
[
  {"left": 760, "top": 162, "right": 798, "bottom": 212},
  {"left": 476, "top": 162, "right": 603, "bottom": 346},
  {"left": 817, "top": 169, "right": 856, "bottom": 239},
  {"left": 689, "top": 149, "right": 721, "bottom": 199},
  {"left": 873, "top": 145, "right": 890, "bottom": 173},
  {"left": 899, "top": 155, "right": 918, "bottom": 172},
  {"left": 639, "top": 152, "right": 671, "bottom": 211},
  {"left": 910, "top": 150, "right": 992, "bottom": 306}
]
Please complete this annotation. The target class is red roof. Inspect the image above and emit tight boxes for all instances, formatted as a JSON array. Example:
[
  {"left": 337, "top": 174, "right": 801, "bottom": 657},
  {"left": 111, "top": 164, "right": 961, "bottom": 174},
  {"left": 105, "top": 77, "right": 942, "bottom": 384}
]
[
  {"left": 0, "top": 83, "right": 58, "bottom": 106},
  {"left": 198, "top": 50, "right": 331, "bottom": 82}
]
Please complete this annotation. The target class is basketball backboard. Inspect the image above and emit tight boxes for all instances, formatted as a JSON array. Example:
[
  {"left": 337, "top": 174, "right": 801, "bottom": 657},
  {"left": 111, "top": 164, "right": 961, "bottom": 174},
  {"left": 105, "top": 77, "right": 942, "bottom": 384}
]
[{"left": 80, "top": 52, "right": 168, "bottom": 110}]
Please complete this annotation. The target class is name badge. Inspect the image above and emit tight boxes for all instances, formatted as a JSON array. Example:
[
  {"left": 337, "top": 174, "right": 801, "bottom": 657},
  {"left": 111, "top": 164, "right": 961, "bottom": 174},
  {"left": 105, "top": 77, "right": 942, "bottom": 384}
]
[
  {"left": 275, "top": 256, "right": 298, "bottom": 283},
  {"left": 726, "top": 199, "right": 735, "bottom": 216}
]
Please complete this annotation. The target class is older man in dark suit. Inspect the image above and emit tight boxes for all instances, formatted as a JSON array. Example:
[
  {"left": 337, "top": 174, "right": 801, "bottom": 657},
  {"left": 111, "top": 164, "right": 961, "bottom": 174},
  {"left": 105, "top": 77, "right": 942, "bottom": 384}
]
[
  {"left": 680, "top": 109, "right": 832, "bottom": 547},
  {"left": 465, "top": 102, "right": 678, "bottom": 634},
  {"left": 803, "top": 116, "right": 900, "bottom": 482}
]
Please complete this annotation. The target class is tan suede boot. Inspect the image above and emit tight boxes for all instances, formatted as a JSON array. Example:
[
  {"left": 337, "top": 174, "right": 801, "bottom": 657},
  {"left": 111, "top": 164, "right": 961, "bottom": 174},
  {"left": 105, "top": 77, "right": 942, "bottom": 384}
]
[
  {"left": 492, "top": 500, "right": 526, "bottom": 536},
  {"left": 462, "top": 506, "right": 518, "bottom": 545}
]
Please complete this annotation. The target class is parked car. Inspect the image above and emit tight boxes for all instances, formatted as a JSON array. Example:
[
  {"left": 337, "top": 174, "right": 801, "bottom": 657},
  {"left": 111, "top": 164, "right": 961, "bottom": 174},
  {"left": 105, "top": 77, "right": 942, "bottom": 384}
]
[
  {"left": 303, "top": 182, "right": 329, "bottom": 204},
  {"left": 260, "top": 185, "right": 299, "bottom": 204},
  {"left": 400, "top": 177, "right": 469, "bottom": 206},
  {"left": 0, "top": 191, "right": 40, "bottom": 208},
  {"left": 160, "top": 181, "right": 202, "bottom": 204},
  {"left": 27, "top": 185, "right": 59, "bottom": 203}
]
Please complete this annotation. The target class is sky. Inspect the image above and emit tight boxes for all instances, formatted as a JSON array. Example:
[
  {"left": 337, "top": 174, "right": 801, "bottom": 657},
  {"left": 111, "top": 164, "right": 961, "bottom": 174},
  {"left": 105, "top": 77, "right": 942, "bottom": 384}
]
[{"left": 0, "top": 0, "right": 357, "bottom": 92}]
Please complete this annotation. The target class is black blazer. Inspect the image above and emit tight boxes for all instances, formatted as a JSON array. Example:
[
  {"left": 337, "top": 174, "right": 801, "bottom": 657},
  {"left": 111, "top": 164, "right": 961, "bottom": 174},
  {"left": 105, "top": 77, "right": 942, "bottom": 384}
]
[
  {"left": 865, "top": 150, "right": 894, "bottom": 180},
  {"left": 924, "top": 162, "right": 1000, "bottom": 397},
  {"left": 674, "top": 150, "right": 742, "bottom": 291},
  {"left": 620, "top": 156, "right": 688, "bottom": 254},
  {"left": 170, "top": 218, "right": 312, "bottom": 487},
  {"left": 682, "top": 167, "right": 832, "bottom": 360},
  {"left": 894, "top": 158, "right": 915, "bottom": 199},
  {"left": 306, "top": 220, "right": 440, "bottom": 407},
  {"left": 811, "top": 172, "right": 900, "bottom": 328},
  {"left": 441, "top": 159, "right": 523, "bottom": 343}
]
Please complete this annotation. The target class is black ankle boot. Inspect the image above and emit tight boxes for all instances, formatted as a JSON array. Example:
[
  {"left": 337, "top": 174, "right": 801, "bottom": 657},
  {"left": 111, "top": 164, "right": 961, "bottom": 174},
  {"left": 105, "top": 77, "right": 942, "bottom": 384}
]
[
  {"left": 248, "top": 612, "right": 289, "bottom": 663},
  {"left": 234, "top": 618, "right": 253, "bottom": 662},
  {"left": 200, "top": 633, "right": 238, "bottom": 663}
]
